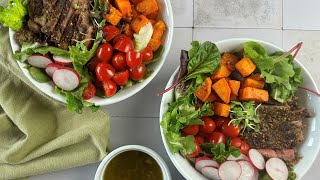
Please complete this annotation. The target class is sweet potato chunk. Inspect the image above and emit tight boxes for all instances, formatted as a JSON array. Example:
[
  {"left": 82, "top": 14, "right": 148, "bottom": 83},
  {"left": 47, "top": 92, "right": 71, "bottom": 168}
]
[
  {"left": 227, "top": 80, "right": 240, "bottom": 96},
  {"left": 212, "top": 78, "right": 231, "bottom": 104},
  {"left": 136, "top": 0, "right": 159, "bottom": 19},
  {"left": 242, "top": 78, "right": 265, "bottom": 89},
  {"left": 104, "top": 5, "right": 122, "bottom": 26},
  {"left": 239, "top": 87, "right": 269, "bottom": 102},
  {"left": 194, "top": 78, "right": 212, "bottom": 102},
  {"left": 221, "top": 52, "right": 239, "bottom": 71},
  {"left": 214, "top": 102, "right": 230, "bottom": 117},
  {"left": 115, "top": 0, "right": 132, "bottom": 19},
  {"left": 211, "top": 65, "right": 232, "bottom": 81},
  {"left": 235, "top": 57, "right": 256, "bottom": 77},
  {"left": 130, "top": 14, "right": 150, "bottom": 33},
  {"left": 206, "top": 92, "right": 219, "bottom": 102},
  {"left": 249, "top": 73, "right": 264, "bottom": 81},
  {"left": 148, "top": 20, "right": 166, "bottom": 51},
  {"left": 131, "top": 5, "right": 139, "bottom": 18},
  {"left": 124, "top": 24, "right": 133, "bottom": 38},
  {"left": 130, "top": 0, "right": 143, "bottom": 4}
]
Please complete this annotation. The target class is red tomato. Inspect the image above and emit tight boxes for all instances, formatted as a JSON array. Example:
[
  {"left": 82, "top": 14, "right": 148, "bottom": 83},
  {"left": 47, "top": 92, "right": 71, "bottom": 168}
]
[
  {"left": 111, "top": 52, "right": 127, "bottom": 71},
  {"left": 206, "top": 132, "right": 226, "bottom": 144},
  {"left": 112, "top": 70, "right": 129, "bottom": 86},
  {"left": 182, "top": 125, "right": 199, "bottom": 136},
  {"left": 113, "top": 34, "right": 130, "bottom": 45},
  {"left": 114, "top": 38, "right": 134, "bottom": 53},
  {"left": 96, "top": 43, "right": 113, "bottom": 63},
  {"left": 141, "top": 47, "right": 153, "bottom": 62},
  {"left": 95, "top": 63, "right": 115, "bottom": 81},
  {"left": 82, "top": 82, "right": 96, "bottom": 100},
  {"left": 221, "top": 120, "right": 241, "bottom": 138},
  {"left": 214, "top": 116, "right": 230, "bottom": 128},
  {"left": 87, "top": 56, "right": 100, "bottom": 72},
  {"left": 126, "top": 51, "right": 143, "bottom": 68},
  {"left": 185, "top": 142, "right": 200, "bottom": 158},
  {"left": 102, "top": 80, "right": 117, "bottom": 97},
  {"left": 195, "top": 135, "right": 204, "bottom": 144},
  {"left": 199, "top": 117, "right": 216, "bottom": 134},
  {"left": 103, "top": 25, "right": 120, "bottom": 41},
  {"left": 230, "top": 137, "right": 242, "bottom": 148},
  {"left": 129, "top": 64, "right": 146, "bottom": 81},
  {"left": 240, "top": 141, "right": 250, "bottom": 155}
]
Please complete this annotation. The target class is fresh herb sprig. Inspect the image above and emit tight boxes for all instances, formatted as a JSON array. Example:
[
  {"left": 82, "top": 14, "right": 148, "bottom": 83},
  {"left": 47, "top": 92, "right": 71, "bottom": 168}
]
[{"left": 201, "top": 141, "right": 241, "bottom": 164}]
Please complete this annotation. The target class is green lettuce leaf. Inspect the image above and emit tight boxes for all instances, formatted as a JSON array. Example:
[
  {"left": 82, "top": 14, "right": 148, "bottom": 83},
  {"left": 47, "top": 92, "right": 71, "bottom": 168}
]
[
  {"left": 0, "top": 0, "right": 27, "bottom": 30},
  {"left": 201, "top": 142, "right": 241, "bottom": 164}
]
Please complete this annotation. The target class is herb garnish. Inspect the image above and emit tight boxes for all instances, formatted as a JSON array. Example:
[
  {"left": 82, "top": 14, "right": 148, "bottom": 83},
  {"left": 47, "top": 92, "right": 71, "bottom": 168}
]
[{"left": 201, "top": 141, "right": 241, "bottom": 164}]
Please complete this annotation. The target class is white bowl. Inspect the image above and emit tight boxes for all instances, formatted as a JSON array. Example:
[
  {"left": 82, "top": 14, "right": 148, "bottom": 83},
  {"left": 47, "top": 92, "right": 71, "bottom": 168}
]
[
  {"left": 159, "top": 38, "right": 320, "bottom": 180},
  {"left": 9, "top": 0, "right": 173, "bottom": 106},
  {"left": 94, "top": 145, "right": 171, "bottom": 180}
]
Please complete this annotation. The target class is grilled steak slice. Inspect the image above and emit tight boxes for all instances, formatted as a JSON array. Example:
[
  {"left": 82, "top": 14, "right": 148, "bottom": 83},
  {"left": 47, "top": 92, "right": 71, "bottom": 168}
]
[
  {"left": 58, "top": 13, "right": 81, "bottom": 49},
  {"left": 256, "top": 149, "right": 301, "bottom": 166}
]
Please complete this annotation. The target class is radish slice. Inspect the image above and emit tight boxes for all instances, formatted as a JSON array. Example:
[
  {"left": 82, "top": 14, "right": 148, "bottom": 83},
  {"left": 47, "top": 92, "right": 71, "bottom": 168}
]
[
  {"left": 45, "top": 63, "right": 63, "bottom": 77},
  {"left": 218, "top": 161, "right": 241, "bottom": 180},
  {"left": 27, "top": 54, "right": 53, "bottom": 68},
  {"left": 248, "top": 149, "right": 266, "bottom": 170},
  {"left": 266, "top": 158, "right": 288, "bottom": 180},
  {"left": 195, "top": 158, "right": 219, "bottom": 171},
  {"left": 52, "top": 68, "right": 80, "bottom": 91},
  {"left": 227, "top": 154, "right": 248, "bottom": 161},
  {"left": 237, "top": 160, "right": 255, "bottom": 180},
  {"left": 201, "top": 166, "right": 220, "bottom": 180},
  {"left": 53, "top": 55, "right": 73, "bottom": 66},
  {"left": 252, "top": 170, "right": 259, "bottom": 180}
]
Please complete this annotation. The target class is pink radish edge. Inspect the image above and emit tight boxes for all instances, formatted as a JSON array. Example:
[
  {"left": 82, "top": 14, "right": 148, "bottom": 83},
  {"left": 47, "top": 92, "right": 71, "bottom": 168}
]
[
  {"left": 27, "top": 54, "right": 53, "bottom": 68},
  {"left": 195, "top": 159, "right": 219, "bottom": 171},
  {"left": 266, "top": 158, "right": 288, "bottom": 180},
  {"left": 52, "top": 67, "right": 80, "bottom": 91},
  {"left": 201, "top": 166, "right": 220, "bottom": 180},
  {"left": 248, "top": 149, "right": 266, "bottom": 170},
  {"left": 218, "top": 160, "right": 242, "bottom": 180},
  {"left": 237, "top": 160, "right": 255, "bottom": 180},
  {"left": 53, "top": 55, "right": 73, "bottom": 66},
  {"left": 45, "top": 63, "right": 63, "bottom": 77}
]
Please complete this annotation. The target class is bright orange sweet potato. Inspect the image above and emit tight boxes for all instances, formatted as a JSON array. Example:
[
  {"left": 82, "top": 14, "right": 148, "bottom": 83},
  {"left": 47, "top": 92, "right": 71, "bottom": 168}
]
[
  {"left": 211, "top": 65, "right": 232, "bottom": 81},
  {"left": 227, "top": 80, "right": 240, "bottom": 96},
  {"left": 136, "top": 0, "right": 159, "bottom": 19},
  {"left": 194, "top": 77, "right": 212, "bottom": 102},
  {"left": 235, "top": 57, "right": 256, "bottom": 77},
  {"left": 212, "top": 78, "right": 231, "bottom": 104},
  {"left": 104, "top": 5, "right": 122, "bottom": 26},
  {"left": 148, "top": 20, "right": 166, "bottom": 51},
  {"left": 214, "top": 102, "right": 230, "bottom": 117},
  {"left": 115, "top": 0, "right": 132, "bottom": 19},
  {"left": 239, "top": 87, "right": 269, "bottom": 102},
  {"left": 241, "top": 78, "right": 265, "bottom": 89},
  {"left": 205, "top": 92, "right": 219, "bottom": 102},
  {"left": 131, "top": 5, "right": 139, "bottom": 18},
  {"left": 124, "top": 24, "right": 134, "bottom": 38},
  {"left": 130, "top": 14, "right": 150, "bottom": 33},
  {"left": 130, "top": 0, "right": 143, "bottom": 4},
  {"left": 221, "top": 52, "right": 239, "bottom": 71}
]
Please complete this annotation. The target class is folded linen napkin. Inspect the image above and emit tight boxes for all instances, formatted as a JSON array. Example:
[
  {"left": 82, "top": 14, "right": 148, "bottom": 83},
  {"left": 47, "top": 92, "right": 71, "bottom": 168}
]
[{"left": 0, "top": 14, "right": 110, "bottom": 180}]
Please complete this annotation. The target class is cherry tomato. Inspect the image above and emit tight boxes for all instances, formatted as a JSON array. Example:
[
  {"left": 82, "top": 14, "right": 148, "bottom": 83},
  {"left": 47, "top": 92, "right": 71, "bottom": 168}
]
[
  {"left": 230, "top": 137, "right": 242, "bottom": 148},
  {"left": 113, "top": 34, "right": 130, "bottom": 45},
  {"left": 126, "top": 51, "right": 143, "bottom": 68},
  {"left": 96, "top": 43, "right": 113, "bottom": 63},
  {"left": 103, "top": 25, "right": 120, "bottom": 41},
  {"left": 87, "top": 56, "right": 100, "bottom": 72},
  {"left": 111, "top": 52, "right": 127, "bottom": 71},
  {"left": 214, "top": 116, "right": 230, "bottom": 128},
  {"left": 195, "top": 135, "right": 204, "bottom": 144},
  {"left": 221, "top": 120, "right": 241, "bottom": 138},
  {"left": 199, "top": 117, "right": 216, "bottom": 134},
  {"left": 112, "top": 70, "right": 129, "bottom": 86},
  {"left": 240, "top": 141, "right": 250, "bottom": 155},
  {"left": 82, "top": 82, "right": 96, "bottom": 100},
  {"left": 129, "top": 64, "right": 146, "bottom": 81},
  {"left": 102, "top": 80, "right": 117, "bottom": 97},
  {"left": 185, "top": 141, "right": 200, "bottom": 158},
  {"left": 206, "top": 132, "right": 226, "bottom": 144},
  {"left": 95, "top": 63, "right": 115, "bottom": 81},
  {"left": 182, "top": 125, "right": 199, "bottom": 136},
  {"left": 141, "top": 47, "right": 153, "bottom": 62},
  {"left": 114, "top": 38, "right": 134, "bottom": 53}
]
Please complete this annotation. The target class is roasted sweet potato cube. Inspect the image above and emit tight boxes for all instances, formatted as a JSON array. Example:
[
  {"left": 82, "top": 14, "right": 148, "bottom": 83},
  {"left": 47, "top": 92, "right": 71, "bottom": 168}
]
[
  {"left": 249, "top": 73, "right": 265, "bottom": 81},
  {"left": 242, "top": 78, "right": 265, "bottom": 89},
  {"left": 136, "top": 0, "right": 159, "bottom": 19},
  {"left": 147, "top": 20, "right": 166, "bottom": 51},
  {"left": 227, "top": 80, "right": 241, "bottom": 96},
  {"left": 212, "top": 78, "right": 231, "bottom": 104},
  {"left": 115, "top": 0, "right": 132, "bottom": 19},
  {"left": 130, "top": 14, "right": 150, "bottom": 33},
  {"left": 206, "top": 92, "right": 219, "bottom": 102},
  {"left": 235, "top": 57, "right": 256, "bottom": 77},
  {"left": 124, "top": 24, "right": 134, "bottom": 38},
  {"left": 104, "top": 5, "right": 122, "bottom": 26},
  {"left": 214, "top": 102, "right": 230, "bottom": 117},
  {"left": 194, "top": 78, "right": 212, "bottom": 102},
  {"left": 211, "top": 65, "right": 232, "bottom": 81},
  {"left": 221, "top": 52, "right": 239, "bottom": 71},
  {"left": 131, "top": 5, "right": 139, "bottom": 18},
  {"left": 239, "top": 87, "right": 269, "bottom": 102},
  {"left": 130, "top": 0, "right": 143, "bottom": 4}
]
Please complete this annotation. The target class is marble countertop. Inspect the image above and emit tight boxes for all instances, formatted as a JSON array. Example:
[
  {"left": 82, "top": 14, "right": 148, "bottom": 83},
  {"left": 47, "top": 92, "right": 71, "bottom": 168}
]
[{"left": 31, "top": 0, "right": 320, "bottom": 179}]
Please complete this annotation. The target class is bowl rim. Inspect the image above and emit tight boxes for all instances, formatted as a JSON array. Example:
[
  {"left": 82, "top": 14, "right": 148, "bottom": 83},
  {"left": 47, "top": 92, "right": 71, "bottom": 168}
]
[
  {"left": 159, "top": 38, "right": 320, "bottom": 180},
  {"left": 94, "top": 145, "right": 171, "bottom": 180}
]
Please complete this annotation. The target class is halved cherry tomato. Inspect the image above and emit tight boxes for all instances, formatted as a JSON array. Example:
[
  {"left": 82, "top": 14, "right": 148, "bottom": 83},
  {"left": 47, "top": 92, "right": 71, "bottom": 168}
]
[
  {"left": 199, "top": 117, "right": 216, "bottom": 134},
  {"left": 114, "top": 38, "right": 134, "bottom": 53},
  {"left": 96, "top": 43, "right": 113, "bottom": 63},
  {"left": 240, "top": 141, "right": 250, "bottom": 155},
  {"left": 102, "top": 80, "right": 117, "bottom": 97},
  {"left": 126, "top": 51, "right": 143, "bottom": 68},
  {"left": 182, "top": 125, "right": 199, "bottom": 136},
  {"left": 230, "top": 137, "right": 242, "bottom": 148},
  {"left": 214, "top": 116, "right": 230, "bottom": 128},
  {"left": 206, "top": 132, "right": 226, "bottom": 144},
  {"left": 221, "top": 120, "right": 241, "bottom": 138},
  {"left": 103, "top": 25, "right": 120, "bottom": 41},
  {"left": 111, "top": 52, "right": 127, "bottom": 71},
  {"left": 112, "top": 70, "right": 129, "bottom": 86},
  {"left": 95, "top": 63, "right": 115, "bottom": 81},
  {"left": 87, "top": 56, "right": 100, "bottom": 72},
  {"left": 113, "top": 34, "right": 130, "bottom": 45},
  {"left": 185, "top": 141, "right": 200, "bottom": 158},
  {"left": 141, "top": 47, "right": 153, "bottom": 62},
  {"left": 129, "top": 64, "right": 146, "bottom": 81},
  {"left": 195, "top": 135, "right": 204, "bottom": 144},
  {"left": 82, "top": 82, "right": 96, "bottom": 100}
]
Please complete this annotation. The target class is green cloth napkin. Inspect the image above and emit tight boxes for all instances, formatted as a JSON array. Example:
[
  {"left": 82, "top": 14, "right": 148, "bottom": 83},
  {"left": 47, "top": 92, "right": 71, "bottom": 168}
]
[{"left": 0, "top": 10, "right": 110, "bottom": 180}]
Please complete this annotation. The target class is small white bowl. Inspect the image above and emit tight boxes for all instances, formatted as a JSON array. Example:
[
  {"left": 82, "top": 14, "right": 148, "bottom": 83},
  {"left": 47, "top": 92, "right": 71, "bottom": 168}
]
[
  {"left": 159, "top": 38, "right": 320, "bottom": 180},
  {"left": 94, "top": 145, "right": 171, "bottom": 180}
]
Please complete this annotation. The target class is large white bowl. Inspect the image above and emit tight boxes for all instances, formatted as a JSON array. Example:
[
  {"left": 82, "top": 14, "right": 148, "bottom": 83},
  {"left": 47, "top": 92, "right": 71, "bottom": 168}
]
[
  {"left": 159, "top": 38, "right": 320, "bottom": 180},
  {"left": 9, "top": 1, "right": 173, "bottom": 106}
]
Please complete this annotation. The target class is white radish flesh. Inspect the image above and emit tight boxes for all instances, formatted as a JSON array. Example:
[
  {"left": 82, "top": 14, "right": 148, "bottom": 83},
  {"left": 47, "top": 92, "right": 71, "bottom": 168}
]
[
  {"left": 27, "top": 54, "right": 53, "bottom": 68},
  {"left": 45, "top": 63, "right": 63, "bottom": 77},
  {"left": 218, "top": 161, "right": 242, "bottom": 180},
  {"left": 53, "top": 55, "right": 73, "bottom": 66},
  {"left": 201, "top": 166, "right": 220, "bottom": 180},
  {"left": 227, "top": 154, "right": 248, "bottom": 161},
  {"left": 195, "top": 159, "right": 219, "bottom": 171},
  {"left": 52, "top": 68, "right": 80, "bottom": 91},
  {"left": 248, "top": 149, "right": 266, "bottom": 170},
  {"left": 266, "top": 158, "right": 288, "bottom": 180},
  {"left": 237, "top": 160, "right": 255, "bottom": 180}
]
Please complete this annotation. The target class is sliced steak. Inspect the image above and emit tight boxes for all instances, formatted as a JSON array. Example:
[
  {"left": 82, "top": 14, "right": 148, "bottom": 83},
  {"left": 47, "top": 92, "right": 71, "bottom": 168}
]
[
  {"left": 256, "top": 149, "right": 301, "bottom": 166},
  {"left": 58, "top": 13, "right": 81, "bottom": 49}
]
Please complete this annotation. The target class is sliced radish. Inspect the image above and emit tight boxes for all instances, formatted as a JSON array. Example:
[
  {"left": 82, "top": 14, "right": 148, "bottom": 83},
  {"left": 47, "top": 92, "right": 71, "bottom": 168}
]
[
  {"left": 252, "top": 170, "right": 259, "bottom": 180},
  {"left": 52, "top": 68, "right": 80, "bottom": 91},
  {"left": 195, "top": 158, "right": 219, "bottom": 171},
  {"left": 266, "top": 158, "right": 288, "bottom": 180},
  {"left": 53, "top": 55, "right": 73, "bottom": 66},
  {"left": 218, "top": 161, "right": 241, "bottom": 180},
  {"left": 227, "top": 154, "right": 248, "bottom": 161},
  {"left": 248, "top": 149, "right": 266, "bottom": 170},
  {"left": 45, "top": 63, "right": 63, "bottom": 77},
  {"left": 201, "top": 166, "right": 220, "bottom": 180},
  {"left": 27, "top": 54, "right": 53, "bottom": 68},
  {"left": 237, "top": 160, "right": 255, "bottom": 180}
]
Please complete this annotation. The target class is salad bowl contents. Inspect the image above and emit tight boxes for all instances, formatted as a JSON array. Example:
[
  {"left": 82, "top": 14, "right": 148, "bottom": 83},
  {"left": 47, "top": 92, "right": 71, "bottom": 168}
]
[
  {"left": 160, "top": 39, "right": 320, "bottom": 180},
  {"left": 1, "top": 0, "right": 173, "bottom": 112}
]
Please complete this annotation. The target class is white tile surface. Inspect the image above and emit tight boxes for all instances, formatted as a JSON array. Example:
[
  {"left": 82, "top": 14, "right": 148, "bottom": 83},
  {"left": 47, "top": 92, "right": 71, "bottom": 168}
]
[
  {"left": 194, "top": 0, "right": 282, "bottom": 28},
  {"left": 171, "top": 0, "right": 193, "bottom": 27},
  {"left": 193, "top": 28, "right": 283, "bottom": 47},
  {"left": 284, "top": 0, "right": 320, "bottom": 30}
]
